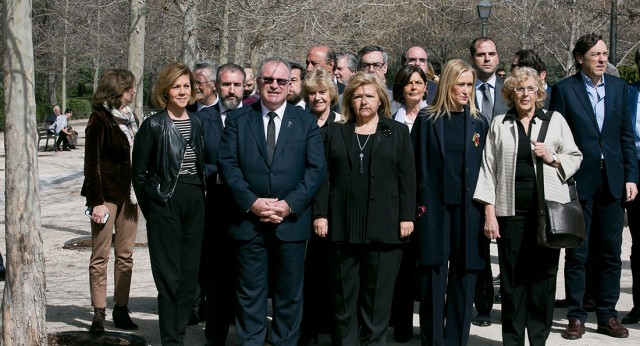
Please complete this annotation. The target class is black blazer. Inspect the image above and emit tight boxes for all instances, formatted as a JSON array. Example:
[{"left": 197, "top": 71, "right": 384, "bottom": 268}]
[
  {"left": 549, "top": 73, "right": 638, "bottom": 200},
  {"left": 218, "top": 101, "right": 326, "bottom": 241},
  {"left": 313, "top": 116, "right": 416, "bottom": 244},
  {"left": 411, "top": 106, "right": 489, "bottom": 270},
  {"left": 194, "top": 106, "right": 224, "bottom": 188}
]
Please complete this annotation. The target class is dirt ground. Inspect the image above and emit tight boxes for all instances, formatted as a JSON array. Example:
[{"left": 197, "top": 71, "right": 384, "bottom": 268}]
[{"left": 0, "top": 119, "right": 638, "bottom": 345}]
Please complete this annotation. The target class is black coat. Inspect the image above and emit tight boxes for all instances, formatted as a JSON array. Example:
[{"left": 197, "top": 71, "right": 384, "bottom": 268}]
[
  {"left": 313, "top": 115, "right": 416, "bottom": 244},
  {"left": 411, "top": 106, "right": 489, "bottom": 270}
]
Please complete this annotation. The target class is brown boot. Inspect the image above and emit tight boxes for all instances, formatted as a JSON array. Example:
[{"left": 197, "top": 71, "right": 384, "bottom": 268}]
[
  {"left": 89, "top": 308, "right": 106, "bottom": 333},
  {"left": 113, "top": 305, "right": 139, "bottom": 330}
]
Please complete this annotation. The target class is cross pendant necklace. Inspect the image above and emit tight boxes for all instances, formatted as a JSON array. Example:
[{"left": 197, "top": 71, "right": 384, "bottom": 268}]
[{"left": 356, "top": 133, "right": 372, "bottom": 175}]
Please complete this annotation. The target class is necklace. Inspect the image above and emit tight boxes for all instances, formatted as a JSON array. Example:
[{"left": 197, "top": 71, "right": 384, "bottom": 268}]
[{"left": 356, "top": 133, "right": 372, "bottom": 175}]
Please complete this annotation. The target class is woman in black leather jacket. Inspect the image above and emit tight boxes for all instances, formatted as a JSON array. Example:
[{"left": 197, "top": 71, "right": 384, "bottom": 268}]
[{"left": 131, "top": 61, "right": 205, "bottom": 346}]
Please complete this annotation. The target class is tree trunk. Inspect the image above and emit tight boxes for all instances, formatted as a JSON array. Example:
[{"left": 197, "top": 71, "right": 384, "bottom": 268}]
[
  {"left": 61, "top": 0, "right": 68, "bottom": 112},
  {"left": 128, "top": 0, "right": 147, "bottom": 120},
  {"left": 2, "top": 0, "right": 48, "bottom": 345},
  {"left": 180, "top": 0, "right": 197, "bottom": 69},
  {"left": 218, "top": 0, "right": 229, "bottom": 65}
]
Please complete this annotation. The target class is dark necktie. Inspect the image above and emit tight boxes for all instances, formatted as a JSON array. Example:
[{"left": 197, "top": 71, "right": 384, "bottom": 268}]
[
  {"left": 267, "top": 112, "right": 276, "bottom": 163},
  {"left": 481, "top": 83, "right": 493, "bottom": 121}
]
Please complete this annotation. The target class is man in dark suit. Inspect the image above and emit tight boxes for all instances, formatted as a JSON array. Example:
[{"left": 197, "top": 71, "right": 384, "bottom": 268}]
[
  {"left": 469, "top": 36, "right": 510, "bottom": 327},
  {"left": 194, "top": 63, "right": 246, "bottom": 345},
  {"left": 549, "top": 33, "right": 638, "bottom": 340},
  {"left": 218, "top": 57, "right": 325, "bottom": 345},
  {"left": 623, "top": 48, "right": 640, "bottom": 325},
  {"left": 287, "top": 61, "right": 307, "bottom": 110},
  {"left": 400, "top": 45, "right": 438, "bottom": 105}
]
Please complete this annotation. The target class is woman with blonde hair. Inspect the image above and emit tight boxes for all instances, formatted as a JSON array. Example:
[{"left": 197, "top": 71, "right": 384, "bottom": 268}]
[
  {"left": 313, "top": 71, "right": 415, "bottom": 345},
  {"left": 132, "top": 61, "right": 205, "bottom": 345},
  {"left": 412, "top": 59, "right": 489, "bottom": 345}
]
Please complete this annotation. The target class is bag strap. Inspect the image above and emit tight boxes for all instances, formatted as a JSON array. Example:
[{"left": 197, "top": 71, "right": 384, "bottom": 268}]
[{"left": 535, "top": 113, "right": 551, "bottom": 216}]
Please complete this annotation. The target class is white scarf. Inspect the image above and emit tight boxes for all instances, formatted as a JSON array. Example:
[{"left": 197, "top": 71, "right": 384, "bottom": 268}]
[{"left": 106, "top": 103, "right": 139, "bottom": 204}]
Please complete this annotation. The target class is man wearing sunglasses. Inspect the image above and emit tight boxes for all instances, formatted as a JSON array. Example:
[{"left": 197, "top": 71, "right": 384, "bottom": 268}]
[{"left": 219, "top": 57, "right": 325, "bottom": 345}]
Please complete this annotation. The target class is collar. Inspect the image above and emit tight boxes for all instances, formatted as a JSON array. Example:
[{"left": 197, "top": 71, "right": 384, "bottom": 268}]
[
  {"left": 580, "top": 70, "right": 605, "bottom": 88},
  {"left": 475, "top": 75, "right": 497, "bottom": 90},
  {"left": 502, "top": 107, "right": 549, "bottom": 123},
  {"left": 261, "top": 101, "right": 287, "bottom": 118}
]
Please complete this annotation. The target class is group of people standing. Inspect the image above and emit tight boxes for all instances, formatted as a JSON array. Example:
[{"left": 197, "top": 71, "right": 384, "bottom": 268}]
[{"left": 79, "top": 32, "right": 640, "bottom": 346}]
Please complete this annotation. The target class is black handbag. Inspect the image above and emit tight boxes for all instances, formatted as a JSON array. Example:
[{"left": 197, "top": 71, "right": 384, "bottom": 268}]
[{"left": 535, "top": 114, "right": 587, "bottom": 249}]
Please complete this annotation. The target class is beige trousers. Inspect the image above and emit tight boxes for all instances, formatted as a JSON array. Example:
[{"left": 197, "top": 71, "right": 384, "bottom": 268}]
[{"left": 89, "top": 199, "right": 138, "bottom": 308}]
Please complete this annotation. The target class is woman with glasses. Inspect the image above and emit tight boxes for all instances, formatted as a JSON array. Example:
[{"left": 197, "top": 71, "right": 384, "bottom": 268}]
[
  {"left": 82, "top": 69, "right": 140, "bottom": 333},
  {"left": 132, "top": 62, "right": 205, "bottom": 345},
  {"left": 313, "top": 71, "right": 415, "bottom": 345},
  {"left": 474, "top": 67, "right": 582, "bottom": 345}
]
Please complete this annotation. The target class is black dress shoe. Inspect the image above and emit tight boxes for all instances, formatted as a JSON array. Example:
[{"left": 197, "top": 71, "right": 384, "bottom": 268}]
[
  {"left": 555, "top": 299, "right": 567, "bottom": 308},
  {"left": 472, "top": 314, "right": 491, "bottom": 327},
  {"left": 621, "top": 307, "right": 639, "bottom": 324},
  {"left": 113, "top": 305, "right": 139, "bottom": 330}
]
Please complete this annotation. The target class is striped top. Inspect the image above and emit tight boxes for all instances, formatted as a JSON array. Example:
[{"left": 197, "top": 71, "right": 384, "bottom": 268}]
[{"left": 173, "top": 119, "right": 198, "bottom": 176}]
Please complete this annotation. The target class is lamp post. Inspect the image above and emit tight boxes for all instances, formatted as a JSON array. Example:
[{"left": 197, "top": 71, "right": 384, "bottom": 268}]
[{"left": 477, "top": 0, "right": 493, "bottom": 37}]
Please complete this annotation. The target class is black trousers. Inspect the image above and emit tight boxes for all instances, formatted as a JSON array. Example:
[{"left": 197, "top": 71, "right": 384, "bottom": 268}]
[
  {"left": 417, "top": 204, "right": 476, "bottom": 346},
  {"left": 497, "top": 185, "right": 559, "bottom": 346},
  {"left": 147, "top": 182, "right": 205, "bottom": 346},
  {"left": 331, "top": 243, "right": 402, "bottom": 346},
  {"left": 474, "top": 241, "right": 495, "bottom": 316},
  {"left": 300, "top": 235, "right": 335, "bottom": 342}
]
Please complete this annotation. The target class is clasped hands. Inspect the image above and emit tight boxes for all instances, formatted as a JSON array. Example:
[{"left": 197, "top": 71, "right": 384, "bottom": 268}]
[{"left": 250, "top": 198, "right": 291, "bottom": 223}]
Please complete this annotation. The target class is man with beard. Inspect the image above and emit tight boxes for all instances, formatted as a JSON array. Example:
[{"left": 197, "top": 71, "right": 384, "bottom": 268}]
[
  {"left": 287, "top": 61, "right": 307, "bottom": 110},
  {"left": 217, "top": 63, "right": 246, "bottom": 119},
  {"left": 193, "top": 63, "right": 247, "bottom": 345}
]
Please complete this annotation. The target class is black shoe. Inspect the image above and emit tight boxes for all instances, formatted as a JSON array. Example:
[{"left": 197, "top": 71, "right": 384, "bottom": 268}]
[
  {"left": 555, "top": 299, "right": 567, "bottom": 308},
  {"left": 494, "top": 294, "right": 501, "bottom": 304},
  {"left": 89, "top": 308, "right": 106, "bottom": 333},
  {"left": 622, "top": 307, "right": 640, "bottom": 324},
  {"left": 112, "top": 305, "right": 138, "bottom": 330},
  {"left": 62, "top": 148, "right": 71, "bottom": 151},
  {"left": 68, "top": 145, "right": 76, "bottom": 149},
  {"left": 187, "top": 309, "right": 200, "bottom": 326},
  {"left": 472, "top": 314, "right": 492, "bottom": 327}
]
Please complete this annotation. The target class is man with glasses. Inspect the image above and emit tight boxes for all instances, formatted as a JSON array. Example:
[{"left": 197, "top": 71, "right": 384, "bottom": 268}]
[
  {"left": 219, "top": 57, "right": 325, "bottom": 345},
  {"left": 550, "top": 33, "right": 637, "bottom": 340},
  {"left": 400, "top": 45, "right": 438, "bottom": 104},
  {"left": 191, "top": 61, "right": 219, "bottom": 111},
  {"left": 469, "top": 36, "right": 510, "bottom": 328},
  {"left": 357, "top": 45, "right": 398, "bottom": 114}
]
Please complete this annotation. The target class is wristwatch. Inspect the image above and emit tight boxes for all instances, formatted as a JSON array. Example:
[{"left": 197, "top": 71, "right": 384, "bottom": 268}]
[{"left": 550, "top": 154, "right": 558, "bottom": 166}]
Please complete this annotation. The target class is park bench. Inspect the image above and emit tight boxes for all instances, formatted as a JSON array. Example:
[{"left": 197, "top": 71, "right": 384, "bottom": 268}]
[{"left": 37, "top": 123, "right": 56, "bottom": 151}]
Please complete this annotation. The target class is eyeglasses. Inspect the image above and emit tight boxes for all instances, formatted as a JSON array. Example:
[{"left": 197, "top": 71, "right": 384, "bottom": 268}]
[
  {"left": 407, "top": 58, "right": 428, "bottom": 65},
  {"left": 360, "top": 62, "right": 385, "bottom": 71},
  {"left": 259, "top": 76, "right": 290, "bottom": 86},
  {"left": 514, "top": 85, "right": 539, "bottom": 94},
  {"left": 195, "top": 80, "right": 214, "bottom": 86}
]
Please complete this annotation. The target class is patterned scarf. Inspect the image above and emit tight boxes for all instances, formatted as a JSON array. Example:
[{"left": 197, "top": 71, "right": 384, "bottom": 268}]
[{"left": 107, "top": 103, "right": 139, "bottom": 204}]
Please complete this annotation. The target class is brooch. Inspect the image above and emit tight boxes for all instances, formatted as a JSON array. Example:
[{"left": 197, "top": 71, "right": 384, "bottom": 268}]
[
  {"left": 417, "top": 205, "right": 427, "bottom": 218},
  {"left": 377, "top": 122, "right": 391, "bottom": 137},
  {"left": 472, "top": 132, "right": 480, "bottom": 147}
]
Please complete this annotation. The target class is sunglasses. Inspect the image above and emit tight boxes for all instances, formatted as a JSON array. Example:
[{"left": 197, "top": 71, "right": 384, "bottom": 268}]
[{"left": 259, "top": 76, "right": 290, "bottom": 86}]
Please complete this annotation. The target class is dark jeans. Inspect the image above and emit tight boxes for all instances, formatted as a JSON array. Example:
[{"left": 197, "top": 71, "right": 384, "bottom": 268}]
[{"left": 565, "top": 168, "right": 625, "bottom": 324}]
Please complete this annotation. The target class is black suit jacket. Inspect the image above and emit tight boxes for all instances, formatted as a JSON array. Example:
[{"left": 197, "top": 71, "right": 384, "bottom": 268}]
[
  {"left": 218, "top": 101, "right": 326, "bottom": 241},
  {"left": 475, "top": 77, "right": 510, "bottom": 120},
  {"left": 313, "top": 116, "right": 416, "bottom": 244},
  {"left": 549, "top": 73, "right": 638, "bottom": 200},
  {"left": 194, "top": 106, "right": 224, "bottom": 186}
]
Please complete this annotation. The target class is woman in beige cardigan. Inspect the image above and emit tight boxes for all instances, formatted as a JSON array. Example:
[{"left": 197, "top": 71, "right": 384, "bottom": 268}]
[{"left": 474, "top": 67, "right": 583, "bottom": 346}]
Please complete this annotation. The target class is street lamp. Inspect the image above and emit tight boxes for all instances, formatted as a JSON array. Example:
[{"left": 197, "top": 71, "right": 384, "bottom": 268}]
[{"left": 477, "top": 0, "right": 493, "bottom": 37}]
